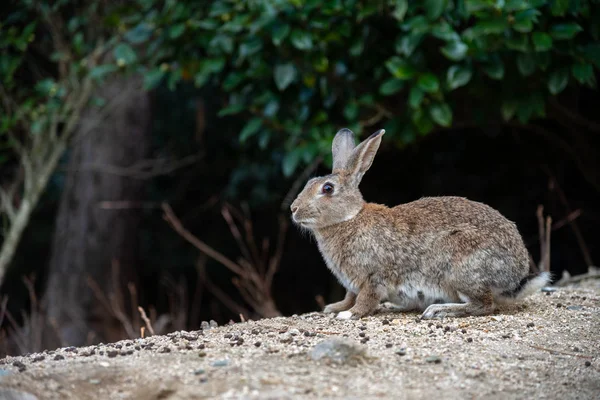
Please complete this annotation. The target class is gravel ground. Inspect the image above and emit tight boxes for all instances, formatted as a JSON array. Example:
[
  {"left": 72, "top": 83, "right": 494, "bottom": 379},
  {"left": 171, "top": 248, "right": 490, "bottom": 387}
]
[{"left": 0, "top": 280, "right": 598, "bottom": 400}]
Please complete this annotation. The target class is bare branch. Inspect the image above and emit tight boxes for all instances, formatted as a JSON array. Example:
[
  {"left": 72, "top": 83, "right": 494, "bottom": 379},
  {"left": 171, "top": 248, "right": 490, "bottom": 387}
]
[
  {"left": 162, "top": 203, "right": 246, "bottom": 276},
  {"left": 137, "top": 306, "right": 155, "bottom": 336},
  {"left": 0, "top": 188, "right": 15, "bottom": 222}
]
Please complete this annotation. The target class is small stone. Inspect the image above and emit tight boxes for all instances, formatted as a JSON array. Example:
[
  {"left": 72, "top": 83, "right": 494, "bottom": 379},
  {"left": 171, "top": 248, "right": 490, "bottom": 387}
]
[
  {"left": 556, "top": 303, "right": 563, "bottom": 308},
  {"left": 12, "top": 361, "right": 26, "bottom": 372},
  {"left": 211, "top": 359, "right": 229, "bottom": 367},
  {"left": 107, "top": 350, "right": 118, "bottom": 358},
  {"left": 254, "top": 341, "right": 262, "bottom": 347},
  {"left": 467, "top": 338, "right": 473, "bottom": 343},
  {"left": 88, "top": 379, "right": 101, "bottom": 385},
  {"left": 359, "top": 326, "right": 367, "bottom": 331},
  {"left": 527, "top": 322, "right": 535, "bottom": 328},
  {"left": 360, "top": 338, "right": 369, "bottom": 344},
  {"left": 541, "top": 287, "right": 557, "bottom": 293},
  {"left": 425, "top": 355, "right": 442, "bottom": 364},
  {"left": 491, "top": 316, "right": 503, "bottom": 322},
  {"left": 585, "top": 361, "right": 591, "bottom": 367},
  {"left": 251, "top": 329, "right": 260, "bottom": 335},
  {"left": 198, "top": 344, "right": 205, "bottom": 349},
  {"left": 32, "top": 356, "right": 45, "bottom": 362},
  {"left": 198, "top": 352, "right": 207, "bottom": 357},
  {"left": 289, "top": 329, "right": 301, "bottom": 336},
  {"left": 461, "top": 329, "right": 467, "bottom": 334},
  {"left": 436, "top": 324, "right": 442, "bottom": 329},
  {"left": 309, "top": 338, "right": 367, "bottom": 365},
  {"left": 303, "top": 331, "right": 312, "bottom": 337},
  {"left": 280, "top": 334, "right": 293, "bottom": 344},
  {"left": 53, "top": 354, "right": 65, "bottom": 361},
  {"left": 573, "top": 347, "right": 580, "bottom": 352},
  {"left": 385, "top": 343, "right": 393, "bottom": 348},
  {"left": 201, "top": 321, "right": 210, "bottom": 330},
  {"left": 566, "top": 305, "right": 583, "bottom": 311},
  {"left": 396, "top": 349, "right": 406, "bottom": 356},
  {"left": 209, "top": 320, "right": 218, "bottom": 328},
  {"left": 159, "top": 347, "right": 171, "bottom": 353},
  {"left": 224, "top": 333, "right": 232, "bottom": 338},
  {"left": 194, "top": 368, "right": 205, "bottom": 375},
  {"left": 114, "top": 344, "right": 122, "bottom": 349},
  {"left": 444, "top": 326, "right": 450, "bottom": 332},
  {"left": 382, "top": 319, "right": 390, "bottom": 325},
  {"left": 99, "top": 362, "right": 110, "bottom": 367},
  {"left": 359, "top": 332, "right": 366, "bottom": 338}
]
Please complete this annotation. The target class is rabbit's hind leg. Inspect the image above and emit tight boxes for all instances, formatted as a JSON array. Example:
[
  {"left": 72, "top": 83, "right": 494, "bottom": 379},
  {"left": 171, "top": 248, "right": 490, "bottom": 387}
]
[{"left": 420, "top": 290, "right": 495, "bottom": 319}]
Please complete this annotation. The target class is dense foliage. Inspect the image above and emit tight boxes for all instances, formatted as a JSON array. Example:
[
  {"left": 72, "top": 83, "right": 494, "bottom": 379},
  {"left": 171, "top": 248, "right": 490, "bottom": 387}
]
[{"left": 117, "top": 0, "right": 600, "bottom": 175}]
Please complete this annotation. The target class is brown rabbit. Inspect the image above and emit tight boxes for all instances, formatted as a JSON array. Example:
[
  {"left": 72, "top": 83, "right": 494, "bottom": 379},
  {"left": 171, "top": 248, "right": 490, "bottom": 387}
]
[{"left": 290, "top": 128, "right": 550, "bottom": 320}]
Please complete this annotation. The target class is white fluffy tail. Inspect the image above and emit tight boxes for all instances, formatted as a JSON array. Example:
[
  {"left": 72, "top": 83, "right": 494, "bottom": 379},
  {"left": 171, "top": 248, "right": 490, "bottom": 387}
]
[{"left": 496, "top": 271, "right": 552, "bottom": 304}]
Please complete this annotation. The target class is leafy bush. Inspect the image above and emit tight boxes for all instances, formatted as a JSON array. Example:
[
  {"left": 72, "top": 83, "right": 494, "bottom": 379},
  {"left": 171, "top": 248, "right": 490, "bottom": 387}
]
[{"left": 111, "top": 0, "right": 600, "bottom": 176}]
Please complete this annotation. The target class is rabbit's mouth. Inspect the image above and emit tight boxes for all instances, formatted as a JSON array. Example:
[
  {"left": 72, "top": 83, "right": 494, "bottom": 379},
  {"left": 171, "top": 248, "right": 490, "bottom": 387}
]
[{"left": 291, "top": 214, "right": 318, "bottom": 228}]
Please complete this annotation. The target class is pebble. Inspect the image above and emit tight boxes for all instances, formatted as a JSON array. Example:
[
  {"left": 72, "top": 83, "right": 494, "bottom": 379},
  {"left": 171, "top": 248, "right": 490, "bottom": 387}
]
[
  {"left": 309, "top": 338, "right": 366, "bottom": 365},
  {"left": 382, "top": 319, "right": 390, "bottom": 325},
  {"left": 211, "top": 359, "right": 229, "bottom": 367},
  {"left": 210, "top": 320, "right": 218, "bottom": 328},
  {"left": 12, "top": 361, "right": 26, "bottom": 372},
  {"left": 566, "top": 305, "right": 583, "bottom": 311},
  {"left": 467, "top": 338, "right": 473, "bottom": 343},
  {"left": 426, "top": 355, "right": 442, "bottom": 364},
  {"left": 396, "top": 349, "right": 407, "bottom": 356},
  {"left": 585, "top": 361, "right": 591, "bottom": 367},
  {"left": 89, "top": 379, "right": 101, "bottom": 385},
  {"left": 32, "top": 356, "right": 45, "bottom": 362},
  {"left": 541, "top": 287, "right": 557, "bottom": 292},
  {"left": 289, "top": 329, "right": 301, "bottom": 336},
  {"left": 254, "top": 342, "right": 262, "bottom": 347},
  {"left": 526, "top": 323, "right": 535, "bottom": 328},
  {"left": 53, "top": 355, "right": 65, "bottom": 361},
  {"left": 107, "top": 350, "right": 118, "bottom": 358}
]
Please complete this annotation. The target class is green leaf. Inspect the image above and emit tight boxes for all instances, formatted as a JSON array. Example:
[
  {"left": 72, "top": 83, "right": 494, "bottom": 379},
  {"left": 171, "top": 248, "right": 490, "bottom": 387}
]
[
  {"left": 272, "top": 23, "right": 291, "bottom": 46},
  {"left": 169, "top": 24, "right": 186, "bottom": 39},
  {"left": 395, "top": 34, "right": 423, "bottom": 57},
  {"left": 471, "top": 18, "right": 508, "bottom": 35},
  {"left": 35, "top": 78, "right": 56, "bottom": 95},
  {"left": 550, "top": 23, "right": 583, "bottom": 40},
  {"left": 408, "top": 86, "right": 424, "bottom": 109},
  {"left": 379, "top": 78, "right": 404, "bottom": 95},
  {"left": 506, "top": 34, "right": 529, "bottom": 52},
  {"left": 501, "top": 100, "right": 518, "bottom": 121},
  {"left": 571, "top": 63, "right": 594, "bottom": 85},
  {"left": 429, "top": 103, "right": 452, "bottom": 127},
  {"left": 550, "top": 0, "right": 569, "bottom": 16},
  {"left": 532, "top": 32, "right": 553, "bottom": 52},
  {"left": 282, "top": 149, "right": 301, "bottom": 177},
  {"left": 513, "top": 9, "right": 540, "bottom": 33},
  {"left": 440, "top": 41, "right": 468, "bottom": 61},
  {"left": 392, "top": 0, "right": 409, "bottom": 21},
  {"left": 482, "top": 60, "right": 504, "bottom": 80},
  {"left": 239, "top": 118, "right": 262, "bottom": 143},
  {"left": 417, "top": 73, "right": 439, "bottom": 93},
  {"left": 223, "top": 72, "right": 245, "bottom": 91},
  {"left": 113, "top": 43, "right": 137, "bottom": 65},
  {"left": 548, "top": 68, "right": 569, "bottom": 95},
  {"left": 516, "top": 53, "right": 535, "bottom": 76},
  {"left": 411, "top": 109, "right": 434, "bottom": 135},
  {"left": 424, "top": 0, "right": 447, "bottom": 20},
  {"left": 385, "top": 56, "right": 416, "bottom": 79},
  {"left": 90, "top": 64, "right": 118, "bottom": 80},
  {"left": 446, "top": 65, "right": 472, "bottom": 90},
  {"left": 125, "top": 23, "right": 153, "bottom": 44},
  {"left": 274, "top": 64, "right": 297, "bottom": 91},
  {"left": 290, "top": 30, "right": 313, "bottom": 50},
  {"left": 218, "top": 103, "right": 245, "bottom": 117}
]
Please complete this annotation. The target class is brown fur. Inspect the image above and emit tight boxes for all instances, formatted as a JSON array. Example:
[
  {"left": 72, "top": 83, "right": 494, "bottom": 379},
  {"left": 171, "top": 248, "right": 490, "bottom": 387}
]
[{"left": 290, "top": 128, "right": 550, "bottom": 320}]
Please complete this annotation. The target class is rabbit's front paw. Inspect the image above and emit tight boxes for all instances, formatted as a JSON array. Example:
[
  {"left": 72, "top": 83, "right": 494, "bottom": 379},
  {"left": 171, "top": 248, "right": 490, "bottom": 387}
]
[{"left": 336, "top": 311, "right": 356, "bottom": 320}]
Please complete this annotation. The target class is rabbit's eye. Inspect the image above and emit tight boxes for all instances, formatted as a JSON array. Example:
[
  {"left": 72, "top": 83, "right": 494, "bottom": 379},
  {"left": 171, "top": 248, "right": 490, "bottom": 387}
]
[{"left": 321, "top": 183, "right": 334, "bottom": 194}]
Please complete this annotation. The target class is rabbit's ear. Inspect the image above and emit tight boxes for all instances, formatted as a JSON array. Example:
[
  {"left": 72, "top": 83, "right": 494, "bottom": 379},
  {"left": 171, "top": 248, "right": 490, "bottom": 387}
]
[
  {"left": 346, "top": 129, "right": 385, "bottom": 186},
  {"left": 332, "top": 128, "right": 356, "bottom": 173}
]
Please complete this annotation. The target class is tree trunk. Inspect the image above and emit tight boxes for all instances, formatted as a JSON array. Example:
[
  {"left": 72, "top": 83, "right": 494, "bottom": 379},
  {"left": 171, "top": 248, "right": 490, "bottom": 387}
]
[{"left": 44, "top": 75, "right": 151, "bottom": 347}]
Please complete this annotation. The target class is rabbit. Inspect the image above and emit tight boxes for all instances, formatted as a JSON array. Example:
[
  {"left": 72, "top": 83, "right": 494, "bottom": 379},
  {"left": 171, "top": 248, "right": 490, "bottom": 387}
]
[{"left": 290, "top": 128, "right": 550, "bottom": 320}]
